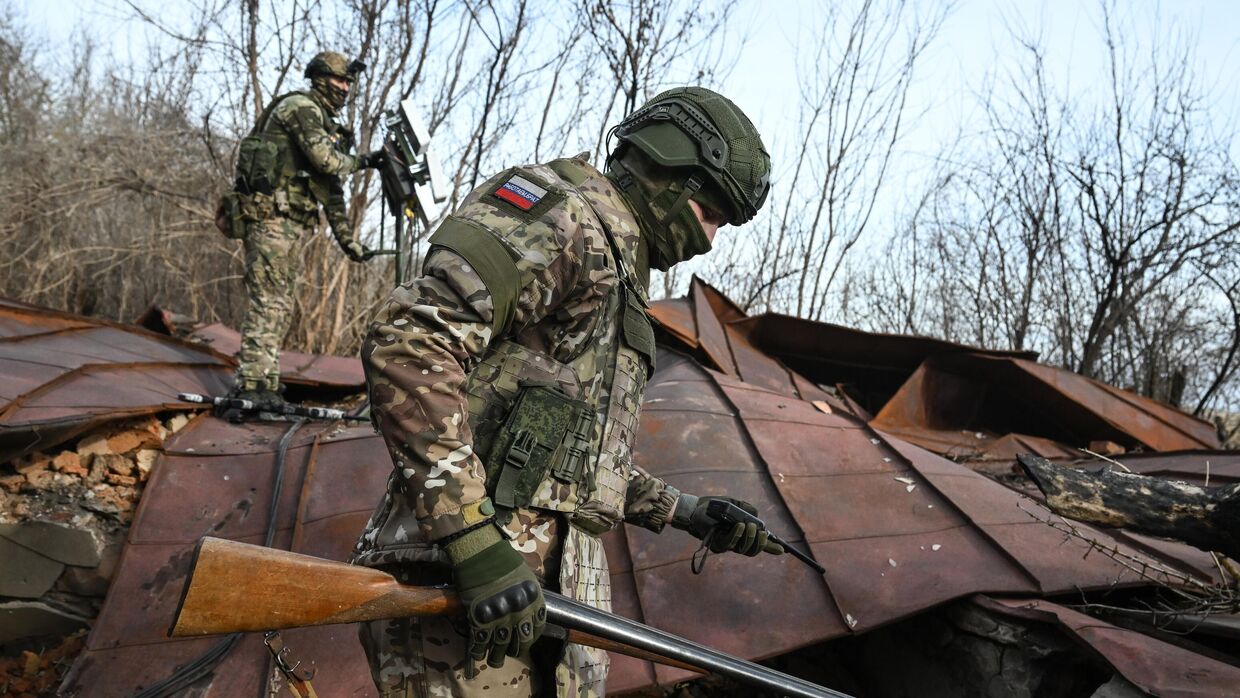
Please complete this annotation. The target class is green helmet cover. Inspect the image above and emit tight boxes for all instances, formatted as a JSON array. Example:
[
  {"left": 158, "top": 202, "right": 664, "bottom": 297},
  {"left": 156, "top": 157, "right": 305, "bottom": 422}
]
[
  {"left": 304, "top": 51, "right": 364, "bottom": 113},
  {"left": 612, "top": 86, "right": 771, "bottom": 225},
  {"left": 304, "top": 51, "right": 357, "bottom": 81}
]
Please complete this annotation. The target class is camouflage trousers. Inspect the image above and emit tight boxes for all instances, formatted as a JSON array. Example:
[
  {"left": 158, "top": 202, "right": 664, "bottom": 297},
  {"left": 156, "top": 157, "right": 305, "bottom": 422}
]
[
  {"left": 360, "top": 511, "right": 612, "bottom": 697},
  {"left": 235, "top": 215, "right": 310, "bottom": 391}
]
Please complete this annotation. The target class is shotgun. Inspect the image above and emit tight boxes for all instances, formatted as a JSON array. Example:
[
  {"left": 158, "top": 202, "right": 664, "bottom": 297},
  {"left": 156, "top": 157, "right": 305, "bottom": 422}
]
[{"left": 171, "top": 537, "right": 850, "bottom": 698}]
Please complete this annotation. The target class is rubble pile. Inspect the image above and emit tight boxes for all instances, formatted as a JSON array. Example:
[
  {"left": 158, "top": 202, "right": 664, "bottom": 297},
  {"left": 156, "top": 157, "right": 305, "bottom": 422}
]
[
  {"left": 0, "top": 631, "right": 86, "bottom": 698},
  {"left": 0, "top": 413, "right": 193, "bottom": 696},
  {"left": 2, "top": 289, "right": 1237, "bottom": 696}
]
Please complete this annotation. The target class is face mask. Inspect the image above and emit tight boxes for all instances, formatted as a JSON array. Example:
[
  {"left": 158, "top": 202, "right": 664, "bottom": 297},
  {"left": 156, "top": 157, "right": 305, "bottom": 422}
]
[
  {"left": 312, "top": 76, "right": 348, "bottom": 112},
  {"left": 607, "top": 152, "right": 712, "bottom": 271}
]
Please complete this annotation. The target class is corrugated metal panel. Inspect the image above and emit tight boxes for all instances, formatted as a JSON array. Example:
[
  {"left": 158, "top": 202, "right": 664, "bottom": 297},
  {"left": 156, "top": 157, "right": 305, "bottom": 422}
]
[
  {"left": 48, "top": 280, "right": 1236, "bottom": 696},
  {"left": 872, "top": 355, "right": 1220, "bottom": 454},
  {"left": 977, "top": 596, "right": 1240, "bottom": 697},
  {"left": 0, "top": 300, "right": 365, "bottom": 463},
  {"left": 190, "top": 323, "right": 364, "bottom": 389}
]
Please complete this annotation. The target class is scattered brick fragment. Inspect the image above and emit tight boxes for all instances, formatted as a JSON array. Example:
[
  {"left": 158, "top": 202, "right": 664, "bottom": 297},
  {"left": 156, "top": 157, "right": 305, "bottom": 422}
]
[
  {"left": 76, "top": 433, "right": 112, "bottom": 460},
  {"left": 51, "top": 453, "right": 86, "bottom": 478},
  {"left": 103, "top": 455, "right": 135, "bottom": 477},
  {"left": 13, "top": 455, "right": 49, "bottom": 476},
  {"left": 23, "top": 469, "right": 54, "bottom": 489},
  {"left": 134, "top": 449, "right": 158, "bottom": 482},
  {"left": 105, "top": 474, "right": 137, "bottom": 487},
  {"left": 0, "top": 475, "right": 24, "bottom": 494}
]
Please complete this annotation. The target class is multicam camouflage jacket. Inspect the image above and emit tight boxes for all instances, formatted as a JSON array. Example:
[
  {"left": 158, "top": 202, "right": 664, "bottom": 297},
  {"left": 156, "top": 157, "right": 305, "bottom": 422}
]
[
  {"left": 352, "top": 154, "right": 680, "bottom": 567},
  {"left": 236, "top": 90, "right": 358, "bottom": 244}
]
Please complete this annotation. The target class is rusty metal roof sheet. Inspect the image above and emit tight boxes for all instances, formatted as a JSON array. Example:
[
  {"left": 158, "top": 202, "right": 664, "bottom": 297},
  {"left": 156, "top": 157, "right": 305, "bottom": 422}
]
[
  {"left": 0, "top": 304, "right": 234, "bottom": 462},
  {"left": 872, "top": 354, "right": 1220, "bottom": 454},
  {"left": 1102, "top": 450, "right": 1240, "bottom": 485},
  {"left": 977, "top": 596, "right": 1240, "bottom": 697},
  {"left": 60, "top": 414, "right": 387, "bottom": 696},
  {"left": 63, "top": 347, "right": 1228, "bottom": 696},
  {"left": 652, "top": 279, "right": 1219, "bottom": 456},
  {"left": 0, "top": 300, "right": 365, "bottom": 463},
  {"left": 188, "top": 323, "right": 364, "bottom": 389}
]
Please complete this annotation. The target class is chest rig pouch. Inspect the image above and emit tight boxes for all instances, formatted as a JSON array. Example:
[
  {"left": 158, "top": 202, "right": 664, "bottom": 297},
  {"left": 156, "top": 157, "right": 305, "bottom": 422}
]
[
  {"left": 235, "top": 93, "right": 301, "bottom": 197},
  {"left": 484, "top": 383, "right": 595, "bottom": 510}
]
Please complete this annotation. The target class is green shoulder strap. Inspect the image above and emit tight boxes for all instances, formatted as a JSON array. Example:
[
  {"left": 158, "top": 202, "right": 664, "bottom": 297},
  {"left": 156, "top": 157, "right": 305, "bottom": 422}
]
[
  {"left": 428, "top": 216, "right": 522, "bottom": 337},
  {"left": 252, "top": 92, "right": 303, "bottom": 136}
]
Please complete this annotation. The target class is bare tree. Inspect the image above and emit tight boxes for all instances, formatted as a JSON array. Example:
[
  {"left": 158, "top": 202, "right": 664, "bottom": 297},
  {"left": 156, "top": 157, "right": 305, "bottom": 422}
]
[
  {"left": 704, "top": 0, "right": 947, "bottom": 317},
  {"left": 856, "top": 1, "right": 1240, "bottom": 413}
]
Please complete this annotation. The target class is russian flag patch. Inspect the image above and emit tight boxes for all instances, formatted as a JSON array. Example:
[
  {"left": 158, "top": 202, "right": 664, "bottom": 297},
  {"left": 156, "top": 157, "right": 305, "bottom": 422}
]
[{"left": 494, "top": 174, "right": 546, "bottom": 211}]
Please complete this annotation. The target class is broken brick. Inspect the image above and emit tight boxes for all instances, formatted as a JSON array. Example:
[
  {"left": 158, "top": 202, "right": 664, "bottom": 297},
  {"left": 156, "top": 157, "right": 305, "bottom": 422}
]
[
  {"left": 21, "top": 649, "right": 38, "bottom": 676},
  {"left": 85, "top": 455, "right": 110, "bottom": 485},
  {"left": 1, "top": 475, "right": 26, "bottom": 494},
  {"left": 24, "top": 468, "right": 55, "bottom": 489},
  {"left": 135, "top": 449, "right": 158, "bottom": 481},
  {"left": 104, "top": 430, "right": 143, "bottom": 455},
  {"left": 165, "top": 413, "right": 190, "bottom": 433},
  {"left": 1088, "top": 440, "right": 1126, "bottom": 456},
  {"left": 14, "top": 453, "right": 50, "bottom": 475},
  {"left": 51, "top": 452, "right": 87, "bottom": 477},
  {"left": 103, "top": 454, "right": 135, "bottom": 477},
  {"left": 76, "top": 432, "right": 112, "bottom": 459},
  {"left": 84, "top": 485, "right": 135, "bottom": 517},
  {"left": 105, "top": 473, "right": 137, "bottom": 487}
]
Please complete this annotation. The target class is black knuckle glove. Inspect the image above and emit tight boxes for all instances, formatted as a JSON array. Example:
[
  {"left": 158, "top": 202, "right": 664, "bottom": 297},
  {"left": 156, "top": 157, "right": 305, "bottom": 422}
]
[{"left": 447, "top": 525, "right": 545, "bottom": 677}]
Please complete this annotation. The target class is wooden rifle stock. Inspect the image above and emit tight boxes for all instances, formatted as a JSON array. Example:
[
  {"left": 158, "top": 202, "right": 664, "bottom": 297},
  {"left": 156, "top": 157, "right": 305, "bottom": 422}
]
[
  {"left": 171, "top": 537, "right": 849, "bottom": 698},
  {"left": 171, "top": 537, "right": 690, "bottom": 667}
]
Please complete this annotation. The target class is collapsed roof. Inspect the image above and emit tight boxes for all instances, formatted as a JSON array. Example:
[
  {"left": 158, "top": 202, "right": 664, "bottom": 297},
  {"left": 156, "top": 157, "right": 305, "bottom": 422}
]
[{"left": 1, "top": 282, "right": 1236, "bottom": 696}]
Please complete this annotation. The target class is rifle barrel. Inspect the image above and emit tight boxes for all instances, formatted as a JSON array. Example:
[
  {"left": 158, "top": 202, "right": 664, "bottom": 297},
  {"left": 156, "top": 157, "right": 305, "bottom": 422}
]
[{"left": 545, "top": 593, "right": 851, "bottom": 698}]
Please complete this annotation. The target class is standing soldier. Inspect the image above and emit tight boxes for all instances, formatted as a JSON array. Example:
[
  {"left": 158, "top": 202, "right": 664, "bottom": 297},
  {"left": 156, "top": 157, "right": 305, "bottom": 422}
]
[
  {"left": 353, "top": 87, "right": 783, "bottom": 697},
  {"left": 225, "top": 51, "right": 384, "bottom": 403}
]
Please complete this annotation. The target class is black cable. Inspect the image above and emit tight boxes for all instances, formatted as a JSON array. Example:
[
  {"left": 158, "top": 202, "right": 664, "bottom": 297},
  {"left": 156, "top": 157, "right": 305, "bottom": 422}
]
[{"left": 132, "top": 418, "right": 307, "bottom": 698}]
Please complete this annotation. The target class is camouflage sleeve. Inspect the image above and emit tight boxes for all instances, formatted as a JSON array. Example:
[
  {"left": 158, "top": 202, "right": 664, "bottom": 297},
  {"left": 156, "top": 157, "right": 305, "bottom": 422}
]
[
  {"left": 363, "top": 250, "right": 497, "bottom": 542},
  {"left": 363, "top": 187, "right": 587, "bottom": 542},
  {"left": 279, "top": 99, "right": 359, "bottom": 176},
  {"left": 323, "top": 177, "right": 352, "bottom": 245},
  {"left": 624, "top": 465, "right": 680, "bottom": 533}
]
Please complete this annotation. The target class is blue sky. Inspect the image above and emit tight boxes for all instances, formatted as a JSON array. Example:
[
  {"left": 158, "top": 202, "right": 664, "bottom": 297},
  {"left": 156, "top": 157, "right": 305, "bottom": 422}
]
[
  {"left": 725, "top": 0, "right": 1240, "bottom": 181},
  {"left": 27, "top": 0, "right": 1240, "bottom": 160},
  {"left": 22, "top": 0, "right": 1240, "bottom": 253}
]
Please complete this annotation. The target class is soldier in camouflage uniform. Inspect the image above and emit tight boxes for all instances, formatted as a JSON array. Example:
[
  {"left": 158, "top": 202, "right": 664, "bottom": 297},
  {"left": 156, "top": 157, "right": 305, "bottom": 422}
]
[
  {"left": 353, "top": 87, "right": 781, "bottom": 697},
  {"left": 229, "top": 51, "right": 385, "bottom": 401}
]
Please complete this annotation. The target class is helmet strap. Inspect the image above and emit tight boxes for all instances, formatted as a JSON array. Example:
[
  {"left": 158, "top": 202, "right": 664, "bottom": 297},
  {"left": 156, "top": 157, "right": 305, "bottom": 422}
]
[
  {"left": 607, "top": 157, "right": 712, "bottom": 272},
  {"left": 608, "top": 158, "right": 662, "bottom": 232},
  {"left": 660, "top": 174, "right": 702, "bottom": 227}
]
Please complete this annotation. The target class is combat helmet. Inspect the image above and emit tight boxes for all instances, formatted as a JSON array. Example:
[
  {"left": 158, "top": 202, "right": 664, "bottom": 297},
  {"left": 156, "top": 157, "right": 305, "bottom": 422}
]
[
  {"left": 304, "top": 51, "right": 365, "bottom": 82},
  {"left": 611, "top": 87, "right": 771, "bottom": 226},
  {"left": 304, "top": 51, "right": 366, "bottom": 111}
]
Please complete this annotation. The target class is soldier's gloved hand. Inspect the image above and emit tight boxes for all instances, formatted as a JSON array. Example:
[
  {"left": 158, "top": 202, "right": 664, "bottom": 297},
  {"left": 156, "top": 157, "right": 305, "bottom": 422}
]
[
  {"left": 671, "top": 494, "right": 784, "bottom": 557},
  {"left": 342, "top": 239, "right": 368, "bottom": 262},
  {"left": 446, "top": 524, "right": 546, "bottom": 676},
  {"left": 357, "top": 149, "right": 386, "bottom": 170}
]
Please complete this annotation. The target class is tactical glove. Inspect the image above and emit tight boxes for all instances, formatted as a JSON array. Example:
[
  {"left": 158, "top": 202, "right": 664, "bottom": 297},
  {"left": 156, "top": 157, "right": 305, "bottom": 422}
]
[
  {"left": 357, "top": 149, "right": 386, "bottom": 170},
  {"left": 342, "top": 239, "right": 368, "bottom": 262},
  {"left": 671, "top": 494, "right": 784, "bottom": 557},
  {"left": 446, "top": 524, "right": 546, "bottom": 675}
]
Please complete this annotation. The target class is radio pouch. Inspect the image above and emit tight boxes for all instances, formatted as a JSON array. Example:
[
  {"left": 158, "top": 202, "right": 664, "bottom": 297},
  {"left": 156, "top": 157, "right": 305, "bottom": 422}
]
[{"left": 484, "top": 383, "right": 595, "bottom": 510}]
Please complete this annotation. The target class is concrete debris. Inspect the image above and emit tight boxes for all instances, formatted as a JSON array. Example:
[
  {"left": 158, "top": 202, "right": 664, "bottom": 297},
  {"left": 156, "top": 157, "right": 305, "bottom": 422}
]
[
  {"left": 0, "top": 521, "right": 98, "bottom": 567},
  {"left": 0, "top": 537, "right": 64, "bottom": 598},
  {"left": 0, "top": 413, "right": 181, "bottom": 651}
]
